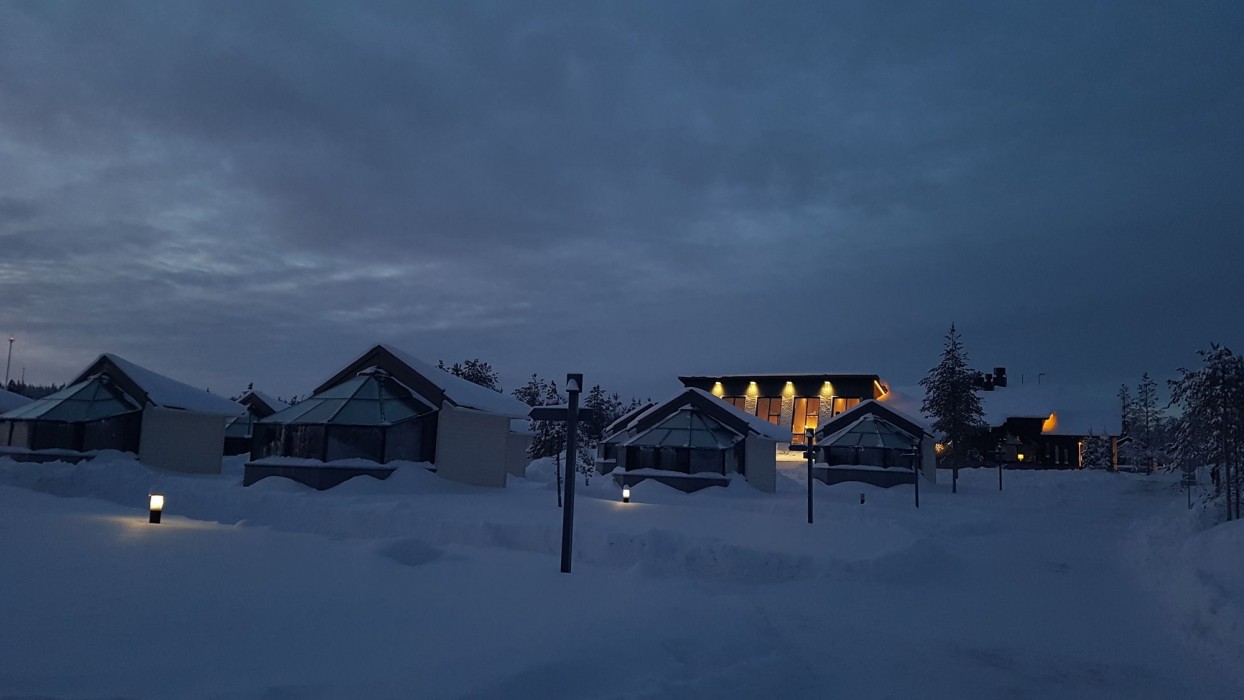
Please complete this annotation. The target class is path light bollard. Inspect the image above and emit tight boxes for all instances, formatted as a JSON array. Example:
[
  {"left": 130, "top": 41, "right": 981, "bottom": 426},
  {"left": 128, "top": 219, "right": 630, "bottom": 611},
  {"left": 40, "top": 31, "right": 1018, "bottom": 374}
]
[{"left": 148, "top": 493, "right": 164, "bottom": 524}]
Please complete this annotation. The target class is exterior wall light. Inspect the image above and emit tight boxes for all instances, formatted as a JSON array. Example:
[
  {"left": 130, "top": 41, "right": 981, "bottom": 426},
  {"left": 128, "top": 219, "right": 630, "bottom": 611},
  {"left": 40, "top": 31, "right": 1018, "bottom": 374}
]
[
  {"left": 149, "top": 493, "right": 165, "bottom": 524},
  {"left": 622, "top": 487, "right": 630, "bottom": 504},
  {"left": 1017, "top": 453, "right": 1026, "bottom": 462}
]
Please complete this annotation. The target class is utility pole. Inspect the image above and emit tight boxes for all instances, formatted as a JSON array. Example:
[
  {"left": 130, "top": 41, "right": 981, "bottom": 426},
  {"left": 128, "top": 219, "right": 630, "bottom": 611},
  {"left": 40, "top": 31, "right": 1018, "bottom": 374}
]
[{"left": 4, "top": 336, "right": 13, "bottom": 387}]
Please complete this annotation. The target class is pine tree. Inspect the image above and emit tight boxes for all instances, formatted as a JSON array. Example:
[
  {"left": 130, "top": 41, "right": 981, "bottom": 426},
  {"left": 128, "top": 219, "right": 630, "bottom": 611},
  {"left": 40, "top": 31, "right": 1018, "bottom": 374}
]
[
  {"left": 920, "top": 324, "right": 985, "bottom": 492},
  {"left": 528, "top": 380, "right": 567, "bottom": 505},
  {"left": 1169, "top": 343, "right": 1244, "bottom": 521},
  {"left": 437, "top": 358, "right": 501, "bottom": 392},
  {"left": 511, "top": 374, "right": 546, "bottom": 408},
  {"left": 1135, "top": 373, "right": 1162, "bottom": 472}
]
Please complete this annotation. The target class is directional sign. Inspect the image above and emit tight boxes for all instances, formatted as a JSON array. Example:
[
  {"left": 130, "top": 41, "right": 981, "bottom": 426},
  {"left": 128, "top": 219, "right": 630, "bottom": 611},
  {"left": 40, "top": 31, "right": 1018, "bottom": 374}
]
[{"left": 529, "top": 406, "right": 595, "bottom": 422}]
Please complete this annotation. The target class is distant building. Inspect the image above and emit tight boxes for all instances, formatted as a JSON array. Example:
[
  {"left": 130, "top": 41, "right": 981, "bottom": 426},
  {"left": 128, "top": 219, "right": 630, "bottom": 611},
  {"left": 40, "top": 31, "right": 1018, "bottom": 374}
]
[
  {"left": 247, "top": 344, "right": 531, "bottom": 489},
  {"left": 0, "top": 353, "right": 240, "bottom": 473},
  {"left": 882, "top": 383, "right": 1121, "bottom": 470},
  {"left": 596, "top": 388, "right": 789, "bottom": 493},
  {"left": 812, "top": 399, "right": 937, "bottom": 487},
  {"left": 223, "top": 389, "right": 289, "bottom": 456},
  {"left": 678, "top": 373, "right": 889, "bottom": 447}
]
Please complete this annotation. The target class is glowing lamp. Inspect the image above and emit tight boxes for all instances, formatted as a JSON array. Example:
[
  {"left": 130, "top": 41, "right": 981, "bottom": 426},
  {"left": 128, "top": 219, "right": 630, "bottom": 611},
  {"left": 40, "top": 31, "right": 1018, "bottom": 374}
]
[
  {"left": 1017, "top": 453, "right": 1026, "bottom": 462},
  {"left": 148, "top": 493, "right": 165, "bottom": 524},
  {"left": 622, "top": 487, "right": 631, "bottom": 504}
]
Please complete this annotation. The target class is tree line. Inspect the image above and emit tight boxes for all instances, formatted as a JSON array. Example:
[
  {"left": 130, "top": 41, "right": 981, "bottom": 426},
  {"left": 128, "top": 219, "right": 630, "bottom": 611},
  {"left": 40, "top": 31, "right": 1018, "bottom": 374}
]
[{"left": 920, "top": 325, "right": 1244, "bottom": 522}]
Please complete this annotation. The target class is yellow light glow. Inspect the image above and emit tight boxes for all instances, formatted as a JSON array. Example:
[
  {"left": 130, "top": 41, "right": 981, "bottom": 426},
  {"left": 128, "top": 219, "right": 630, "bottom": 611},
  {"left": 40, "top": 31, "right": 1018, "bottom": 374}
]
[
  {"left": 1017, "top": 453, "right": 1026, "bottom": 462},
  {"left": 149, "top": 494, "right": 165, "bottom": 512},
  {"left": 782, "top": 381, "right": 795, "bottom": 397},
  {"left": 746, "top": 381, "right": 759, "bottom": 396},
  {"left": 711, "top": 382, "right": 724, "bottom": 397},
  {"left": 873, "top": 379, "right": 889, "bottom": 398},
  {"left": 934, "top": 443, "right": 947, "bottom": 456},
  {"left": 1041, "top": 413, "right": 1058, "bottom": 433},
  {"left": 820, "top": 381, "right": 834, "bottom": 397}
]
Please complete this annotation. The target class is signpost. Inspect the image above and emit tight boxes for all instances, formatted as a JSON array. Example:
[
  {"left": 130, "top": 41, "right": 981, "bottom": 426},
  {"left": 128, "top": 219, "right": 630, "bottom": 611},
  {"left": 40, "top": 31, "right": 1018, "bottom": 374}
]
[
  {"left": 789, "top": 428, "right": 817, "bottom": 524},
  {"left": 529, "top": 374, "right": 594, "bottom": 574}
]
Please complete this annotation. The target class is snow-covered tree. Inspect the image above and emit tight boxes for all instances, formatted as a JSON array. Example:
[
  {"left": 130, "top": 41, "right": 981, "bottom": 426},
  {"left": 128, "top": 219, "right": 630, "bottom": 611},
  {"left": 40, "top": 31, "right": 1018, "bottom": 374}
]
[
  {"left": 1134, "top": 373, "right": 1162, "bottom": 472},
  {"left": 1081, "top": 432, "right": 1112, "bottom": 470},
  {"left": 511, "top": 373, "right": 546, "bottom": 408},
  {"left": 437, "top": 358, "right": 501, "bottom": 392},
  {"left": 1168, "top": 343, "right": 1244, "bottom": 520},
  {"left": 920, "top": 324, "right": 986, "bottom": 490}
]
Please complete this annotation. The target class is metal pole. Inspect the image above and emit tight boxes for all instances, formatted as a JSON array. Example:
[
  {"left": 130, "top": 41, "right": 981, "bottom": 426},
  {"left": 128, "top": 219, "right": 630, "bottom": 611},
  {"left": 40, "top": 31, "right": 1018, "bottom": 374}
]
[
  {"left": 998, "top": 458, "right": 1003, "bottom": 491},
  {"left": 806, "top": 429, "right": 814, "bottom": 525},
  {"left": 913, "top": 452, "right": 920, "bottom": 509},
  {"left": 560, "top": 376, "right": 581, "bottom": 573},
  {"left": 4, "top": 336, "right": 13, "bottom": 387}
]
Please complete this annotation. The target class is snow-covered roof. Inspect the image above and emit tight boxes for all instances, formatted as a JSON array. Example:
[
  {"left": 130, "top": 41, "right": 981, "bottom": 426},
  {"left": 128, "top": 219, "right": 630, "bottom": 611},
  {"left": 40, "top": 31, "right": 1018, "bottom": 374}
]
[
  {"left": 317, "top": 345, "right": 531, "bottom": 419},
  {"left": 817, "top": 414, "right": 920, "bottom": 450},
  {"left": 880, "top": 383, "right": 1121, "bottom": 436},
  {"left": 75, "top": 354, "right": 243, "bottom": 416},
  {"left": 685, "top": 389, "right": 790, "bottom": 442},
  {"left": 607, "top": 388, "right": 789, "bottom": 444},
  {"left": 0, "top": 388, "right": 31, "bottom": 413},
  {"left": 376, "top": 345, "right": 531, "bottom": 418},
  {"left": 242, "top": 389, "right": 289, "bottom": 415},
  {"left": 980, "top": 385, "right": 1120, "bottom": 436}
]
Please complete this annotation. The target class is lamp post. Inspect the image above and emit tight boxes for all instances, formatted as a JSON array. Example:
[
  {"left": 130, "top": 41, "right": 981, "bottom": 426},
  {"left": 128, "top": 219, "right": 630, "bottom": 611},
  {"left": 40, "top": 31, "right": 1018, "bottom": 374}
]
[
  {"left": 788, "top": 428, "right": 817, "bottom": 524},
  {"left": 530, "top": 375, "right": 594, "bottom": 574},
  {"left": 904, "top": 448, "right": 920, "bottom": 509},
  {"left": 4, "top": 336, "right": 13, "bottom": 387}
]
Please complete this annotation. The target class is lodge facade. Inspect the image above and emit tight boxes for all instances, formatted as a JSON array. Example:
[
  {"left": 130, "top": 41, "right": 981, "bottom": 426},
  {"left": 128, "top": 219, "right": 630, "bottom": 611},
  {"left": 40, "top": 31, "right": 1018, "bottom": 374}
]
[{"left": 678, "top": 373, "right": 889, "bottom": 446}]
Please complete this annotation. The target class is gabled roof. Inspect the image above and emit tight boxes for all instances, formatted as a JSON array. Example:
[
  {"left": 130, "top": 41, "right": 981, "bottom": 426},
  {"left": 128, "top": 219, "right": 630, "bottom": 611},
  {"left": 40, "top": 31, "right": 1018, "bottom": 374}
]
[
  {"left": 69, "top": 354, "right": 242, "bottom": 416},
  {"left": 263, "top": 368, "right": 435, "bottom": 426},
  {"left": 816, "top": 413, "right": 920, "bottom": 450},
  {"left": 238, "top": 389, "right": 289, "bottom": 418},
  {"left": 622, "top": 406, "right": 745, "bottom": 449},
  {"left": 0, "top": 375, "right": 141, "bottom": 422},
  {"left": 312, "top": 344, "right": 530, "bottom": 419},
  {"left": 0, "top": 388, "right": 31, "bottom": 413},
  {"left": 815, "top": 399, "right": 932, "bottom": 443},
  {"left": 605, "top": 388, "right": 789, "bottom": 444},
  {"left": 877, "top": 383, "right": 1121, "bottom": 437}
]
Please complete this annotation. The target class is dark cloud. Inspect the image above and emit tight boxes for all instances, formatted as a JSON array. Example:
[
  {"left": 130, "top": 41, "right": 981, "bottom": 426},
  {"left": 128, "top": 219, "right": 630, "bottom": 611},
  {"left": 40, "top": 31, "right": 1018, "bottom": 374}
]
[{"left": 0, "top": 0, "right": 1241, "bottom": 403}]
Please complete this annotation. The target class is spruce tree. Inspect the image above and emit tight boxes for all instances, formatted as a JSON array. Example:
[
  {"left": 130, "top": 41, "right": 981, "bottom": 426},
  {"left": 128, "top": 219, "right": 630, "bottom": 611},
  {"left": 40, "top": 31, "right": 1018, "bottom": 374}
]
[
  {"left": 1169, "top": 343, "right": 1244, "bottom": 520},
  {"left": 920, "top": 324, "right": 985, "bottom": 491}
]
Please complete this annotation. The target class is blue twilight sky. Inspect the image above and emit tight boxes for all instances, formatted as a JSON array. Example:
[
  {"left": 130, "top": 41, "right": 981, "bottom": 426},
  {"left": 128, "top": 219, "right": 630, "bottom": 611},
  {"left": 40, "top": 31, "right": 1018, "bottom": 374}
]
[{"left": 1, "top": 0, "right": 1241, "bottom": 407}]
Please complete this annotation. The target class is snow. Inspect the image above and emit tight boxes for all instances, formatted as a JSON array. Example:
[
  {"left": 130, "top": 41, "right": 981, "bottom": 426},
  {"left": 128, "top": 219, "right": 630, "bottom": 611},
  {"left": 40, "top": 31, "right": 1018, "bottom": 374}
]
[
  {"left": 0, "top": 455, "right": 1240, "bottom": 699},
  {"left": 92, "top": 353, "right": 244, "bottom": 416},
  {"left": 0, "top": 387, "right": 30, "bottom": 412},
  {"left": 376, "top": 344, "right": 532, "bottom": 418},
  {"left": 243, "top": 388, "right": 290, "bottom": 413}
]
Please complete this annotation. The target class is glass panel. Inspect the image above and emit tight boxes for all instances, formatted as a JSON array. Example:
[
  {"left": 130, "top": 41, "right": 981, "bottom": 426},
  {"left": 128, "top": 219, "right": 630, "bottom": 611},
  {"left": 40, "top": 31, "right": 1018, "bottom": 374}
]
[
  {"left": 332, "top": 399, "right": 385, "bottom": 426},
  {"left": 291, "top": 399, "right": 347, "bottom": 423},
  {"left": 690, "top": 449, "right": 724, "bottom": 474},
  {"left": 755, "top": 397, "right": 782, "bottom": 425},
  {"left": 286, "top": 425, "right": 326, "bottom": 459},
  {"left": 326, "top": 426, "right": 385, "bottom": 462},
  {"left": 384, "top": 419, "right": 424, "bottom": 462}
]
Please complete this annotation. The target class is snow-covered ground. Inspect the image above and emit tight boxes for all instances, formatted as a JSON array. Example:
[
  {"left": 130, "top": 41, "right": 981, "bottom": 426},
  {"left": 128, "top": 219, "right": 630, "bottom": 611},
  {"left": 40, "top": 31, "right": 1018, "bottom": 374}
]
[{"left": 1, "top": 455, "right": 1240, "bottom": 699}]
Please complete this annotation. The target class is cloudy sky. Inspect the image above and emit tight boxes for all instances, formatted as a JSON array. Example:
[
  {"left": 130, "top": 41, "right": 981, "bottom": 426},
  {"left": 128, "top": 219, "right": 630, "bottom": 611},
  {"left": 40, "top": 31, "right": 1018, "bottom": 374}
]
[{"left": 1, "top": 0, "right": 1241, "bottom": 405}]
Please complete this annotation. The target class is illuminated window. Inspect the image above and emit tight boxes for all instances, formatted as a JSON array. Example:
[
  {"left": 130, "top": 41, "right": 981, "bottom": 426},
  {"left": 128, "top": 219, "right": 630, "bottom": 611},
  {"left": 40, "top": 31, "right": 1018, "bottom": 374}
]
[
  {"left": 755, "top": 397, "right": 782, "bottom": 425},
  {"left": 832, "top": 397, "right": 860, "bottom": 415},
  {"left": 723, "top": 396, "right": 747, "bottom": 411},
  {"left": 790, "top": 397, "right": 820, "bottom": 443}
]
